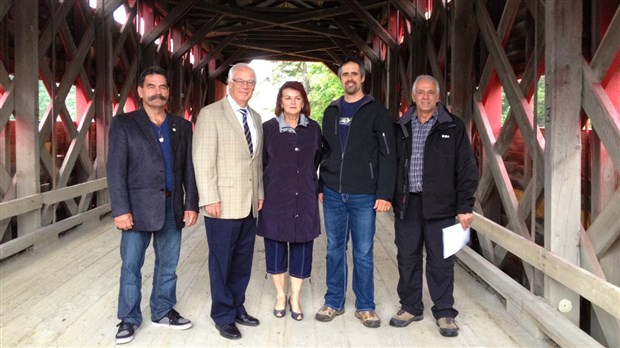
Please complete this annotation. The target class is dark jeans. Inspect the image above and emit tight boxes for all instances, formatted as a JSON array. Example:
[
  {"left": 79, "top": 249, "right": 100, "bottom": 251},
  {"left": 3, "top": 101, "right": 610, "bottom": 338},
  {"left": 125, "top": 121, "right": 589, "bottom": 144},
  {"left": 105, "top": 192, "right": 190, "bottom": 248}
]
[
  {"left": 118, "top": 198, "right": 181, "bottom": 326},
  {"left": 322, "top": 186, "right": 377, "bottom": 311},
  {"left": 394, "top": 193, "right": 458, "bottom": 319}
]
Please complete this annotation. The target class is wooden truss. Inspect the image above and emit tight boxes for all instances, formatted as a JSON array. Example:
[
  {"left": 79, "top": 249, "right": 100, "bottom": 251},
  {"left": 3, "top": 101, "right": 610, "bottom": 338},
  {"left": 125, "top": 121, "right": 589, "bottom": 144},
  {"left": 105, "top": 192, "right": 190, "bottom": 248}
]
[{"left": 0, "top": 0, "right": 618, "bottom": 346}]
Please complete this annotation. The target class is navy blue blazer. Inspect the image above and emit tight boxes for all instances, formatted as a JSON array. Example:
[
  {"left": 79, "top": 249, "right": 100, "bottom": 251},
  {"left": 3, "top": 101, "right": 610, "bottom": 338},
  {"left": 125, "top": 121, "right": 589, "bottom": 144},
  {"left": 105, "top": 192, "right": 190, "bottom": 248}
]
[{"left": 107, "top": 108, "right": 199, "bottom": 231}]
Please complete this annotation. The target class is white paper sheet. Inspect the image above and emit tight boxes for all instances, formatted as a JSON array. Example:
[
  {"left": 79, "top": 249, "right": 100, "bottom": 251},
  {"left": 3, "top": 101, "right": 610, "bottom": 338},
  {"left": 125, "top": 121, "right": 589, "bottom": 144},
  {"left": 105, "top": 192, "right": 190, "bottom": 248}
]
[{"left": 442, "top": 223, "right": 470, "bottom": 258}]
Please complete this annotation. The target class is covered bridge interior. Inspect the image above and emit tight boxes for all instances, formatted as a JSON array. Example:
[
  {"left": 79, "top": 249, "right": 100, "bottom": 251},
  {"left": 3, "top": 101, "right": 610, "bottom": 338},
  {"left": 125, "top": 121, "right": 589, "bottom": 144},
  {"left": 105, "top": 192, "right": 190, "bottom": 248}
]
[{"left": 0, "top": 0, "right": 619, "bottom": 346}]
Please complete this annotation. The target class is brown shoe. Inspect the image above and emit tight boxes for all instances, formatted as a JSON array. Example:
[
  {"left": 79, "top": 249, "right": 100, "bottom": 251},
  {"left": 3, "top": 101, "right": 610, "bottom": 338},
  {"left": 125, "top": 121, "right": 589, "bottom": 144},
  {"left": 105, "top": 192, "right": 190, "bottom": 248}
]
[
  {"left": 315, "top": 305, "right": 344, "bottom": 322},
  {"left": 354, "top": 310, "right": 381, "bottom": 328},
  {"left": 436, "top": 317, "right": 459, "bottom": 337},
  {"left": 389, "top": 309, "right": 424, "bottom": 327}
]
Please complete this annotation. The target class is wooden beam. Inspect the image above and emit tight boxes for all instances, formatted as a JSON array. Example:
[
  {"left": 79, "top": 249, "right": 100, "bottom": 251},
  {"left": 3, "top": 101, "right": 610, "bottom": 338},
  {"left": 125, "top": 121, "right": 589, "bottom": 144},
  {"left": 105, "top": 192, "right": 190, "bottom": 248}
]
[
  {"left": 0, "top": 0, "right": 11, "bottom": 22},
  {"left": 477, "top": 0, "right": 521, "bottom": 96},
  {"left": 0, "top": 84, "right": 13, "bottom": 129},
  {"left": 582, "top": 63, "right": 620, "bottom": 172},
  {"left": 579, "top": 226, "right": 620, "bottom": 348},
  {"left": 471, "top": 213, "right": 620, "bottom": 320},
  {"left": 95, "top": 0, "right": 123, "bottom": 18},
  {"left": 0, "top": 205, "right": 111, "bottom": 260},
  {"left": 0, "top": 179, "right": 108, "bottom": 220},
  {"left": 473, "top": 93, "right": 535, "bottom": 284},
  {"left": 332, "top": 20, "right": 380, "bottom": 63},
  {"left": 458, "top": 247, "right": 603, "bottom": 348},
  {"left": 207, "top": 49, "right": 246, "bottom": 81},
  {"left": 475, "top": 0, "right": 545, "bottom": 170},
  {"left": 194, "top": 35, "right": 236, "bottom": 71},
  {"left": 451, "top": 0, "right": 478, "bottom": 126},
  {"left": 425, "top": 33, "right": 445, "bottom": 94},
  {"left": 204, "top": 3, "right": 349, "bottom": 40},
  {"left": 14, "top": 0, "right": 40, "bottom": 236},
  {"left": 587, "top": 190, "right": 620, "bottom": 258},
  {"left": 141, "top": 0, "right": 200, "bottom": 45},
  {"left": 390, "top": 0, "right": 426, "bottom": 29},
  {"left": 345, "top": 0, "right": 399, "bottom": 51},
  {"left": 590, "top": 6, "right": 620, "bottom": 81},
  {"left": 544, "top": 0, "right": 583, "bottom": 324},
  {"left": 172, "top": 14, "right": 223, "bottom": 61}
]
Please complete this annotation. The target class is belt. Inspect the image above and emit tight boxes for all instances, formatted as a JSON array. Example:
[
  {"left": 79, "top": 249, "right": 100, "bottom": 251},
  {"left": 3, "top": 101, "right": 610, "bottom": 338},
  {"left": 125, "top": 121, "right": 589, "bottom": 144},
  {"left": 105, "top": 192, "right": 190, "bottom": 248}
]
[
  {"left": 409, "top": 192, "right": 422, "bottom": 196},
  {"left": 165, "top": 191, "right": 173, "bottom": 197}
]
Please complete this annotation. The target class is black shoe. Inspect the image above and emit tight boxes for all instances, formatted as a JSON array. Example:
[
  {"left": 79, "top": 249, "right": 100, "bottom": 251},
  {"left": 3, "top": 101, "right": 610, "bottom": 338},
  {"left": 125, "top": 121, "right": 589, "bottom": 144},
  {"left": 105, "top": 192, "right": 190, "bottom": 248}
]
[
  {"left": 115, "top": 321, "right": 139, "bottom": 344},
  {"left": 215, "top": 323, "right": 241, "bottom": 340},
  {"left": 152, "top": 308, "right": 192, "bottom": 330},
  {"left": 235, "top": 313, "right": 260, "bottom": 326}
]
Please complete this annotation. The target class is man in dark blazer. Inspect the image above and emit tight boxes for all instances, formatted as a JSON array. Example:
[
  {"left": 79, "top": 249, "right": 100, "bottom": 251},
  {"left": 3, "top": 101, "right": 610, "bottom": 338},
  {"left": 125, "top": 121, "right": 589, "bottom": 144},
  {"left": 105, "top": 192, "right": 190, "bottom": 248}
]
[{"left": 107, "top": 66, "right": 199, "bottom": 345}]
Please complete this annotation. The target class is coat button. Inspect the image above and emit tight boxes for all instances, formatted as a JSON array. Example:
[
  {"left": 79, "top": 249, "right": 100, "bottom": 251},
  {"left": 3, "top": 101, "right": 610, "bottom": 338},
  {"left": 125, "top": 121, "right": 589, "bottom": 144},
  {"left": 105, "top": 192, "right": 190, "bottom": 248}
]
[{"left": 294, "top": 147, "right": 299, "bottom": 151}]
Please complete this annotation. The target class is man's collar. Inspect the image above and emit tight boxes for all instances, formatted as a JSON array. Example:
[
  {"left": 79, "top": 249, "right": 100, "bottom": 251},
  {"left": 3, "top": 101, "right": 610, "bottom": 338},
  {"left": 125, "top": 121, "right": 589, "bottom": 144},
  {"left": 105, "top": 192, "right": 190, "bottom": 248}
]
[{"left": 226, "top": 94, "right": 246, "bottom": 112}]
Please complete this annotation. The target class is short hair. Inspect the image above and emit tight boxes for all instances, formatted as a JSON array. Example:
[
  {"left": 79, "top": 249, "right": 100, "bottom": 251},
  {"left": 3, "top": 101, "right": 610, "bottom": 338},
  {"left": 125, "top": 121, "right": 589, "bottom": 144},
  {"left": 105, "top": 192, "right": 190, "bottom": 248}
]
[
  {"left": 275, "top": 81, "right": 311, "bottom": 117},
  {"left": 338, "top": 57, "right": 366, "bottom": 79},
  {"left": 139, "top": 66, "right": 168, "bottom": 87},
  {"left": 227, "top": 63, "right": 255, "bottom": 83},
  {"left": 412, "top": 75, "right": 440, "bottom": 95}
]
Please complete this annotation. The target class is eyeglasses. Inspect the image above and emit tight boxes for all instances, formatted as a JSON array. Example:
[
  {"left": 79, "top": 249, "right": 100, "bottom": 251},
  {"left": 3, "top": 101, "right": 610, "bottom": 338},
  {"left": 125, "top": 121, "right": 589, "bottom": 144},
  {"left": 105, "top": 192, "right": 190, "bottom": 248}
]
[
  {"left": 232, "top": 79, "right": 256, "bottom": 87},
  {"left": 415, "top": 90, "right": 437, "bottom": 96}
]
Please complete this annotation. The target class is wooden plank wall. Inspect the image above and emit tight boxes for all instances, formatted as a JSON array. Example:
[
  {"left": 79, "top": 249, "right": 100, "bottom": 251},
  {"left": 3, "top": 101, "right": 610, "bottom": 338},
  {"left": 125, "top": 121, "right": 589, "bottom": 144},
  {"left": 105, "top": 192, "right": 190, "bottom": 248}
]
[
  {"left": 0, "top": 0, "right": 207, "bottom": 259},
  {"left": 0, "top": 0, "right": 619, "bottom": 346}
]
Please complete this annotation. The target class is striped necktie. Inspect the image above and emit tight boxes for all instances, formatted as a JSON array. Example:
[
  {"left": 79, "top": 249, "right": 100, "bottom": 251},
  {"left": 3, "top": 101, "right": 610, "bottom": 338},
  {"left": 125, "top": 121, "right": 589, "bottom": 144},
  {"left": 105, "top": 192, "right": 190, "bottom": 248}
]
[{"left": 239, "top": 108, "right": 253, "bottom": 155}]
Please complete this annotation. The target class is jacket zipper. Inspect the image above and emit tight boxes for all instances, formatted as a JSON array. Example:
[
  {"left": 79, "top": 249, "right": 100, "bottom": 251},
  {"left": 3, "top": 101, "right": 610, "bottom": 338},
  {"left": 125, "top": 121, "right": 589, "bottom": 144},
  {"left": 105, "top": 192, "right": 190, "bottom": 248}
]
[{"left": 382, "top": 132, "right": 390, "bottom": 155}]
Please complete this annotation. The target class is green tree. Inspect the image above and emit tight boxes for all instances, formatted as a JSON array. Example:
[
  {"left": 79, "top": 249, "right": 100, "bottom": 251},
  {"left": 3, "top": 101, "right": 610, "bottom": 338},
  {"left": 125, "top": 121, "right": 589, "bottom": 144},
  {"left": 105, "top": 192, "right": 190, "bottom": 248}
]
[
  {"left": 271, "top": 61, "right": 341, "bottom": 126},
  {"left": 501, "top": 75, "right": 545, "bottom": 127}
]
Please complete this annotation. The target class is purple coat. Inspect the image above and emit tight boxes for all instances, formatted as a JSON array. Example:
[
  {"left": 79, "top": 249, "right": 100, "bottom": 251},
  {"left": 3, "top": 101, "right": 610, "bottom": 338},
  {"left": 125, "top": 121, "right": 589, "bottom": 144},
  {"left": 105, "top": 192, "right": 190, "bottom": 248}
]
[{"left": 258, "top": 116, "right": 322, "bottom": 242}]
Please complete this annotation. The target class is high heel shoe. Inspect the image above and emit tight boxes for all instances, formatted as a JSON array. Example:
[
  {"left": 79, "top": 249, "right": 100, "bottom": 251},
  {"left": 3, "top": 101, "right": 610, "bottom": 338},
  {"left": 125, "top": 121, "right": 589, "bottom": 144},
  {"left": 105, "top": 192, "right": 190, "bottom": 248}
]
[
  {"left": 273, "top": 296, "right": 286, "bottom": 318},
  {"left": 288, "top": 299, "right": 303, "bottom": 321}
]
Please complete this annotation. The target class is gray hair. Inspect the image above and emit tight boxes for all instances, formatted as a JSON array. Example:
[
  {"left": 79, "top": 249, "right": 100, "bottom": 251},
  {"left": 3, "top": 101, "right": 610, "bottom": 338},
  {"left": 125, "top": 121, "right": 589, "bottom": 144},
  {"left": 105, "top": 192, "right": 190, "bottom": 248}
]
[
  {"left": 227, "top": 63, "right": 255, "bottom": 83},
  {"left": 412, "top": 75, "right": 440, "bottom": 95}
]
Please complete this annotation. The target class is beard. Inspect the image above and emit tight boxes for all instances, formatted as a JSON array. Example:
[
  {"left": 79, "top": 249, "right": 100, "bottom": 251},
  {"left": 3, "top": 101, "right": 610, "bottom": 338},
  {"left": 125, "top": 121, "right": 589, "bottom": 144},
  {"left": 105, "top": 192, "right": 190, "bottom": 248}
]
[{"left": 344, "top": 83, "right": 360, "bottom": 95}]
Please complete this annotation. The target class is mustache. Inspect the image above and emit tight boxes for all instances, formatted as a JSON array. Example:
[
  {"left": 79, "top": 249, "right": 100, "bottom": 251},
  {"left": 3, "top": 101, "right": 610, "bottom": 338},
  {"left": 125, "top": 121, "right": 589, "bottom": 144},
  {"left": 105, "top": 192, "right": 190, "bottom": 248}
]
[{"left": 147, "top": 94, "right": 168, "bottom": 101}]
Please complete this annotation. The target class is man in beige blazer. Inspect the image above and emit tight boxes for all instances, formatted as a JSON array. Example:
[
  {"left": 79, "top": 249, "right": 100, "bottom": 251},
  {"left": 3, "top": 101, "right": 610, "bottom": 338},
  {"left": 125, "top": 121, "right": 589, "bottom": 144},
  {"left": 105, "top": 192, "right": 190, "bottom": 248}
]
[{"left": 193, "top": 63, "right": 263, "bottom": 340}]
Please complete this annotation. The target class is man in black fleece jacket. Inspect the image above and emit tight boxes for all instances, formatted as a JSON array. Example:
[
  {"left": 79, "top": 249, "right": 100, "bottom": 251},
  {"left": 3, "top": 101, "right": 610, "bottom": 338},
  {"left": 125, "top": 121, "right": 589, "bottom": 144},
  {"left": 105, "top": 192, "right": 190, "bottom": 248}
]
[
  {"left": 390, "top": 75, "right": 478, "bottom": 337},
  {"left": 315, "top": 57, "right": 396, "bottom": 328}
]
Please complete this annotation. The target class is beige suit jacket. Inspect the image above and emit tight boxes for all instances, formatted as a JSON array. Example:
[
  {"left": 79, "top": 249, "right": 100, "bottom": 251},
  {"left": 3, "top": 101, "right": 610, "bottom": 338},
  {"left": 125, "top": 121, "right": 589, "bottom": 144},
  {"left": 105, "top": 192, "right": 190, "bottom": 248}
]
[{"left": 193, "top": 98, "right": 264, "bottom": 219}]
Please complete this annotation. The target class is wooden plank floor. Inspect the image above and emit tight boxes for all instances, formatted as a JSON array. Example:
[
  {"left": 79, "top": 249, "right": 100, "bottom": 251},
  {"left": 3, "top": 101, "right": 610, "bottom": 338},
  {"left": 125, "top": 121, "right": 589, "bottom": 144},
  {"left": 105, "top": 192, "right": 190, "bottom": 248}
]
[{"left": 0, "top": 211, "right": 551, "bottom": 347}]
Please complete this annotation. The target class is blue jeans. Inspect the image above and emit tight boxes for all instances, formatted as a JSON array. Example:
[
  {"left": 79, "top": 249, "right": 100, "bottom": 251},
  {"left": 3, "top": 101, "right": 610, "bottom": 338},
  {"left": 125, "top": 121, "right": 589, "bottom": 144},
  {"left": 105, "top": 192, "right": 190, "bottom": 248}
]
[
  {"left": 118, "top": 198, "right": 181, "bottom": 326},
  {"left": 322, "top": 186, "right": 376, "bottom": 311}
]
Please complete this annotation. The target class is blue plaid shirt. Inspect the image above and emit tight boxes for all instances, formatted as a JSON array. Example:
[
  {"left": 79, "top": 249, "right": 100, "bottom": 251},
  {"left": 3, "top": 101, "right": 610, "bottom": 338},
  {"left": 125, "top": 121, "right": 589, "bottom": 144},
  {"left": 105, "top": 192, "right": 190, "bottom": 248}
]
[{"left": 409, "top": 109, "right": 438, "bottom": 192}]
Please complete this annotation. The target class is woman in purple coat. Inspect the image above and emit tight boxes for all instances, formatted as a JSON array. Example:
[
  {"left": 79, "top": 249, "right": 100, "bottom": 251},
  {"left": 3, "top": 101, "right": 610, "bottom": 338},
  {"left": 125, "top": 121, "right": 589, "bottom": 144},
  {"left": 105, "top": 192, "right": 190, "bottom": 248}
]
[{"left": 259, "top": 81, "right": 321, "bottom": 321}]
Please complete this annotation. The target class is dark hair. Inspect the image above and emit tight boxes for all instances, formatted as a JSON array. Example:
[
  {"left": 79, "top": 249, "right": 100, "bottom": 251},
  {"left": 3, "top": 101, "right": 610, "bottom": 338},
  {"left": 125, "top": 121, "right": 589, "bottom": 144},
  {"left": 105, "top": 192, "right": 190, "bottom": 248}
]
[
  {"left": 275, "top": 81, "right": 311, "bottom": 117},
  {"left": 338, "top": 57, "right": 366, "bottom": 79},
  {"left": 138, "top": 66, "right": 168, "bottom": 87}
]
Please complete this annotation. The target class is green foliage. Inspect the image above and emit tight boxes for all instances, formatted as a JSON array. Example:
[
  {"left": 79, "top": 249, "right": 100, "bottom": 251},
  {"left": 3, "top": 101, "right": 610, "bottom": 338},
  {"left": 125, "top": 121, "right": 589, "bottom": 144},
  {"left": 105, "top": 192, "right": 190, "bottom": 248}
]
[
  {"left": 501, "top": 76, "right": 545, "bottom": 128},
  {"left": 271, "top": 61, "right": 341, "bottom": 127},
  {"left": 38, "top": 80, "right": 77, "bottom": 121}
]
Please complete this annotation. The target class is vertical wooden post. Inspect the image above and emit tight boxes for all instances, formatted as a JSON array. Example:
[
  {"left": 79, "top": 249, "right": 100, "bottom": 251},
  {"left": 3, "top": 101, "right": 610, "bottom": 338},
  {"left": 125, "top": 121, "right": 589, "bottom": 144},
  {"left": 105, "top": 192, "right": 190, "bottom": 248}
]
[
  {"left": 544, "top": 0, "right": 583, "bottom": 324},
  {"left": 96, "top": 0, "right": 113, "bottom": 207},
  {"left": 14, "top": 0, "right": 40, "bottom": 235},
  {"left": 170, "top": 28, "right": 183, "bottom": 116},
  {"left": 386, "top": 11, "right": 399, "bottom": 118},
  {"left": 450, "top": 0, "right": 476, "bottom": 127}
]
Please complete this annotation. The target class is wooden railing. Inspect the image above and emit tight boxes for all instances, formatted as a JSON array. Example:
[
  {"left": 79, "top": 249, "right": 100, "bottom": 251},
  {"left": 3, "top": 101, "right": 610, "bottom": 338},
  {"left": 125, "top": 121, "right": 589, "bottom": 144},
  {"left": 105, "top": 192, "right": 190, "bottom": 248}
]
[
  {"left": 457, "top": 213, "right": 620, "bottom": 347},
  {"left": 0, "top": 178, "right": 110, "bottom": 259}
]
